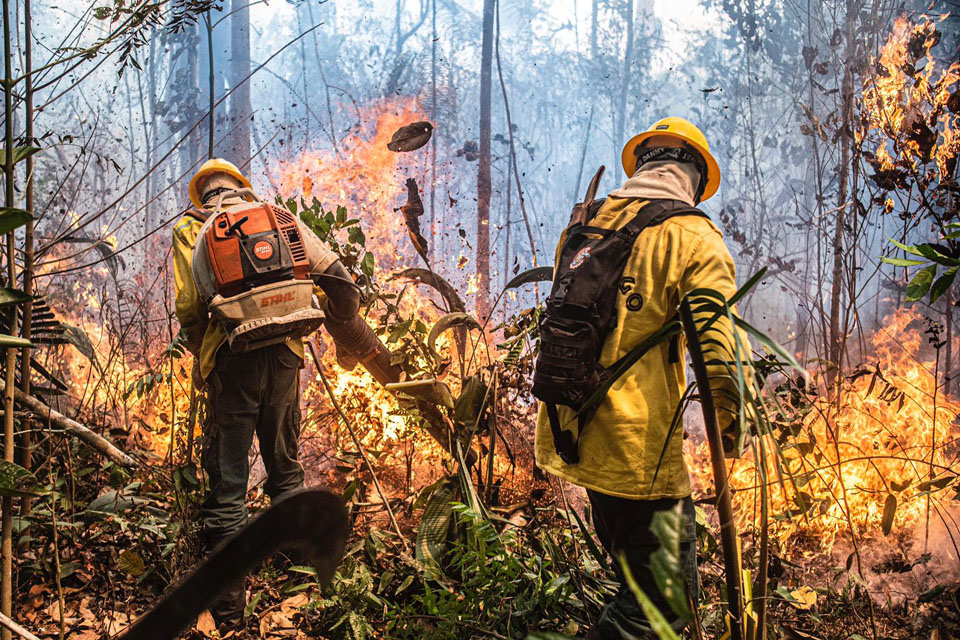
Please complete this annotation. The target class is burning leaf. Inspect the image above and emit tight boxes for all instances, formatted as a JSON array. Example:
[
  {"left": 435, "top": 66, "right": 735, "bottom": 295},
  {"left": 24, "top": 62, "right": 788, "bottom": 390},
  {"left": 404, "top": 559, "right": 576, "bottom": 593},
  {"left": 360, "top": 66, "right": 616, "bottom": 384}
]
[
  {"left": 881, "top": 493, "right": 897, "bottom": 535},
  {"left": 386, "top": 120, "right": 433, "bottom": 152},
  {"left": 399, "top": 178, "right": 429, "bottom": 264}
]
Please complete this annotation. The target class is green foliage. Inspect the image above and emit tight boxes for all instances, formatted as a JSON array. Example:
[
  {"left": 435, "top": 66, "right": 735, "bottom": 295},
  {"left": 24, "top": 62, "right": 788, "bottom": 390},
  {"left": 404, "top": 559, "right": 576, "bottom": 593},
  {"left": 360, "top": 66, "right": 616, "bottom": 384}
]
[
  {"left": 0, "top": 207, "right": 31, "bottom": 235},
  {"left": 0, "top": 460, "right": 39, "bottom": 497},
  {"left": 884, "top": 233, "right": 960, "bottom": 303},
  {"left": 648, "top": 504, "right": 693, "bottom": 621},
  {"left": 124, "top": 332, "right": 188, "bottom": 400},
  {"left": 0, "top": 287, "right": 30, "bottom": 308},
  {"left": 288, "top": 196, "right": 375, "bottom": 284},
  {"left": 619, "top": 555, "right": 681, "bottom": 640}
]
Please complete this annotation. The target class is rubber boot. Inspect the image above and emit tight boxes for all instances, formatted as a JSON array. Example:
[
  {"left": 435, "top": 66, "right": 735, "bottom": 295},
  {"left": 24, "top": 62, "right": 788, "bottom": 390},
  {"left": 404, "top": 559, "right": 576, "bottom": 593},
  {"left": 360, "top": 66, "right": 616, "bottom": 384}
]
[{"left": 210, "top": 579, "right": 245, "bottom": 631}]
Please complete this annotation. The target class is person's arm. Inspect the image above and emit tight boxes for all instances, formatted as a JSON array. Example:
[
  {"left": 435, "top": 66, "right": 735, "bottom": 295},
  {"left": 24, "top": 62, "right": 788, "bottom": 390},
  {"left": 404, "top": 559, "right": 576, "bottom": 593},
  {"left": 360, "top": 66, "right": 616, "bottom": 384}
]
[
  {"left": 295, "top": 217, "right": 402, "bottom": 386},
  {"left": 172, "top": 219, "right": 207, "bottom": 358},
  {"left": 678, "top": 228, "right": 755, "bottom": 457}
]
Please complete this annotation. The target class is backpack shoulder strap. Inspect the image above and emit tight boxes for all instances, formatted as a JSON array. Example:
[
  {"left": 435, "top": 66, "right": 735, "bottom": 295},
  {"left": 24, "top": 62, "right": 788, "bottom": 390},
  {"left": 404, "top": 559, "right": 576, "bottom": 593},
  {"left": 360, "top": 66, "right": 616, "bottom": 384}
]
[
  {"left": 619, "top": 199, "right": 706, "bottom": 239},
  {"left": 186, "top": 208, "right": 210, "bottom": 222}
]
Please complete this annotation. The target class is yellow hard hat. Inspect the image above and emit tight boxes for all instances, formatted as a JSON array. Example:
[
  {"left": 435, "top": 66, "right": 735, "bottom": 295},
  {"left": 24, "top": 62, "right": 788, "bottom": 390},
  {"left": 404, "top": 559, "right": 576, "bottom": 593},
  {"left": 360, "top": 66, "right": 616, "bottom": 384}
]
[
  {"left": 188, "top": 158, "right": 253, "bottom": 208},
  {"left": 621, "top": 117, "right": 721, "bottom": 201}
]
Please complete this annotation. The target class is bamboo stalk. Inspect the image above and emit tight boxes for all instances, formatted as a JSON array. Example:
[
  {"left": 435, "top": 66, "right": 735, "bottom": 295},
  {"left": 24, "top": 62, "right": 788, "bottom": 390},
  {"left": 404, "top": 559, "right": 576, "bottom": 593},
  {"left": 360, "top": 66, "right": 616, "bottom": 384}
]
[
  {"left": 678, "top": 297, "right": 743, "bottom": 640},
  {"left": 1, "top": 0, "right": 17, "bottom": 632},
  {"left": 18, "top": 0, "right": 34, "bottom": 519}
]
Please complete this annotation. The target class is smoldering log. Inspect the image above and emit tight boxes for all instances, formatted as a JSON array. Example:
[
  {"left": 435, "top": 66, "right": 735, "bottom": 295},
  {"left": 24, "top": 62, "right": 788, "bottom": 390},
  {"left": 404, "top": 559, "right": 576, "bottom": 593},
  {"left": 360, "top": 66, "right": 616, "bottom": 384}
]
[{"left": 0, "top": 378, "right": 136, "bottom": 468}]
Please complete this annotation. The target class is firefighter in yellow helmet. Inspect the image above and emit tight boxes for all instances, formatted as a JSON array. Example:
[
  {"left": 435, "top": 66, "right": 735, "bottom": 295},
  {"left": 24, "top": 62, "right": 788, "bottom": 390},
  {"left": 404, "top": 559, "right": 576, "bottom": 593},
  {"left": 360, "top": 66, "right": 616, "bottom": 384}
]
[
  {"left": 533, "top": 117, "right": 754, "bottom": 639},
  {"left": 172, "top": 158, "right": 400, "bottom": 629}
]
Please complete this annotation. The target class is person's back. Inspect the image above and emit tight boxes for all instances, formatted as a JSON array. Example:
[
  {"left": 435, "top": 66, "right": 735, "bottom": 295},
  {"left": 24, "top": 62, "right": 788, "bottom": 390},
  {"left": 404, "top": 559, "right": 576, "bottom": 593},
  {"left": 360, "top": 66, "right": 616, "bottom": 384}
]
[
  {"left": 172, "top": 158, "right": 402, "bottom": 631},
  {"left": 533, "top": 117, "right": 754, "bottom": 639}
]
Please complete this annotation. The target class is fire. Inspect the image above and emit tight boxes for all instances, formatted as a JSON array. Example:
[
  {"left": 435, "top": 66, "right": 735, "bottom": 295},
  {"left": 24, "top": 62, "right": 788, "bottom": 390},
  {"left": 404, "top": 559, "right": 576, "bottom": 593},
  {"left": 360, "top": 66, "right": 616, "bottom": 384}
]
[
  {"left": 859, "top": 14, "right": 960, "bottom": 179},
  {"left": 688, "top": 308, "right": 960, "bottom": 550}
]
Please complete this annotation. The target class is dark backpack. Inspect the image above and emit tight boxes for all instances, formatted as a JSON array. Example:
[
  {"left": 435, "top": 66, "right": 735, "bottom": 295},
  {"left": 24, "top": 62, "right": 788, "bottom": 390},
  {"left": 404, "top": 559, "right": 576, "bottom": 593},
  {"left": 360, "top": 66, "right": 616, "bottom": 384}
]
[{"left": 532, "top": 166, "right": 706, "bottom": 464}]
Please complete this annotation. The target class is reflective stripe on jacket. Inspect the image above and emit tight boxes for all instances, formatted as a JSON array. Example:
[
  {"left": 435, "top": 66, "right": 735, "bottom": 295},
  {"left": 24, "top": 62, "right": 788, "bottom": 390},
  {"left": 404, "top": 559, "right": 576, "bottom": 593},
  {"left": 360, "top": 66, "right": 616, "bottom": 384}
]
[{"left": 534, "top": 195, "right": 754, "bottom": 500}]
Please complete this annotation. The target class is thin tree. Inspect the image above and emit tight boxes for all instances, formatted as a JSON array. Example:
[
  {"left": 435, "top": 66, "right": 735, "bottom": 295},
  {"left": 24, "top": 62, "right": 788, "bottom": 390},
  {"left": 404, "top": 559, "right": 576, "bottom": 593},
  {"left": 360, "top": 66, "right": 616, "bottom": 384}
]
[
  {"left": 476, "top": 0, "right": 495, "bottom": 319},
  {"left": 229, "top": 0, "right": 250, "bottom": 163},
  {"left": 0, "top": 0, "right": 16, "bottom": 633}
]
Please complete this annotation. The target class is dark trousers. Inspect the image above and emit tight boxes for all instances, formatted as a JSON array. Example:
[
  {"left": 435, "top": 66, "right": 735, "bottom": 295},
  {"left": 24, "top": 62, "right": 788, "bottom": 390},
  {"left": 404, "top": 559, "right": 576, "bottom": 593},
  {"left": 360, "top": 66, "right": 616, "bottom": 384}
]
[
  {"left": 201, "top": 343, "right": 304, "bottom": 541},
  {"left": 586, "top": 491, "right": 698, "bottom": 640}
]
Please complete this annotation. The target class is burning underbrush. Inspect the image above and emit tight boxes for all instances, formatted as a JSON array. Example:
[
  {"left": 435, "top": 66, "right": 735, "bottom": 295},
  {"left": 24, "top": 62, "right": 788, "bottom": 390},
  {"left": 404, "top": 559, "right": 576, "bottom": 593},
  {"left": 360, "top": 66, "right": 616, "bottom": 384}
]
[{"left": 687, "top": 307, "right": 960, "bottom": 602}]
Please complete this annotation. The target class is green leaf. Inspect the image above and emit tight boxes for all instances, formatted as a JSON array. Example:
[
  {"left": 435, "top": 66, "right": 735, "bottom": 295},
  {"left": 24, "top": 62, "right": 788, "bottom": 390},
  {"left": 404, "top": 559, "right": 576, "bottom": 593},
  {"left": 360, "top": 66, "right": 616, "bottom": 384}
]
[
  {"left": 0, "top": 334, "right": 30, "bottom": 348},
  {"left": 0, "top": 460, "right": 38, "bottom": 497},
  {"left": 649, "top": 504, "right": 693, "bottom": 621},
  {"left": 906, "top": 265, "right": 937, "bottom": 301},
  {"left": 454, "top": 375, "right": 488, "bottom": 430},
  {"left": 361, "top": 251, "right": 375, "bottom": 277},
  {"left": 0, "top": 146, "right": 40, "bottom": 166},
  {"left": 0, "top": 288, "right": 29, "bottom": 308},
  {"left": 524, "top": 633, "right": 579, "bottom": 640},
  {"left": 889, "top": 238, "right": 924, "bottom": 257},
  {"left": 620, "top": 555, "right": 682, "bottom": 640},
  {"left": 916, "top": 243, "right": 960, "bottom": 266},
  {"left": 504, "top": 265, "right": 554, "bottom": 291},
  {"left": 881, "top": 493, "right": 897, "bottom": 536},
  {"left": 881, "top": 256, "right": 928, "bottom": 267},
  {"left": 929, "top": 267, "right": 959, "bottom": 304},
  {"left": 243, "top": 590, "right": 263, "bottom": 618},
  {"left": 415, "top": 480, "right": 457, "bottom": 580},
  {"left": 426, "top": 312, "right": 482, "bottom": 359},
  {"left": 0, "top": 208, "right": 31, "bottom": 235},
  {"left": 387, "top": 318, "right": 413, "bottom": 344}
]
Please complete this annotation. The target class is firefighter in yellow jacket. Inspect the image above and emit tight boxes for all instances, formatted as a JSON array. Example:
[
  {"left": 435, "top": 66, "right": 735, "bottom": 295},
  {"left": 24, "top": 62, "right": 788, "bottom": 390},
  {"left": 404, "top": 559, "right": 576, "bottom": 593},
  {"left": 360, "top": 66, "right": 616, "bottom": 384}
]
[
  {"left": 534, "top": 118, "right": 754, "bottom": 639},
  {"left": 172, "top": 159, "right": 400, "bottom": 628}
]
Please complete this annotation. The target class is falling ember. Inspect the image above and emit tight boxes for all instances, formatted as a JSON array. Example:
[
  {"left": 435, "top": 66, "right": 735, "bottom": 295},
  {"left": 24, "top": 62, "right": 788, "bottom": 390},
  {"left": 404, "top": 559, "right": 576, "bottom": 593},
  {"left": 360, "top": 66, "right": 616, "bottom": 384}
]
[
  {"left": 687, "top": 308, "right": 960, "bottom": 551},
  {"left": 466, "top": 273, "right": 481, "bottom": 296}
]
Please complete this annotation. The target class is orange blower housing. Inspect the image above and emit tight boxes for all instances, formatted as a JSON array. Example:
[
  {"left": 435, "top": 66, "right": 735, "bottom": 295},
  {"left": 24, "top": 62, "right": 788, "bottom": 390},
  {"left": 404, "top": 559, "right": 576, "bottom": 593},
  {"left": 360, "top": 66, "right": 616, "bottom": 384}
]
[{"left": 204, "top": 203, "right": 311, "bottom": 298}]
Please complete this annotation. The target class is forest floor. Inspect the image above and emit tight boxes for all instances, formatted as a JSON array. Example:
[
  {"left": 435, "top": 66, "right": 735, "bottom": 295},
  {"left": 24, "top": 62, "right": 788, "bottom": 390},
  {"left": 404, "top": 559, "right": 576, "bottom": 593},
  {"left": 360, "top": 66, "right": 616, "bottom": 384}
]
[{"left": 12, "top": 436, "right": 960, "bottom": 640}]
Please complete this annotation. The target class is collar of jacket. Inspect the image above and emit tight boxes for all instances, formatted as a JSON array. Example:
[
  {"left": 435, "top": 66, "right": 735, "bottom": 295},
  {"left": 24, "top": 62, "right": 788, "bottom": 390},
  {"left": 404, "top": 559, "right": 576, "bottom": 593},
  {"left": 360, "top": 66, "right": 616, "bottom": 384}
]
[{"left": 608, "top": 160, "right": 700, "bottom": 207}]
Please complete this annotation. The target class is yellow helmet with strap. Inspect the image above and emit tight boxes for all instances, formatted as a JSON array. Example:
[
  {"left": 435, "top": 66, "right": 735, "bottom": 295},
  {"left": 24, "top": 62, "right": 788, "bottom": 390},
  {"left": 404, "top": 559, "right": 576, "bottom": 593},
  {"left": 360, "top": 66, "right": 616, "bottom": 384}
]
[
  {"left": 621, "top": 117, "right": 721, "bottom": 202},
  {"left": 188, "top": 158, "right": 254, "bottom": 208}
]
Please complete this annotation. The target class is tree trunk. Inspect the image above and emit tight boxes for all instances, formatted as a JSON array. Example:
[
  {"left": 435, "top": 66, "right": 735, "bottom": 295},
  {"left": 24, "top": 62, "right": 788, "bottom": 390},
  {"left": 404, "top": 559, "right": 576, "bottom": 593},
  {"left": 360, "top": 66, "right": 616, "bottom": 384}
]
[
  {"left": 476, "top": 0, "right": 495, "bottom": 319},
  {"left": 591, "top": 0, "right": 598, "bottom": 59},
  {"left": 614, "top": 0, "right": 635, "bottom": 174},
  {"left": 205, "top": 12, "right": 215, "bottom": 159},
  {"left": 229, "top": 0, "right": 251, "bottom": 163},
  {"left": 430, "top": 0, "right": 437, "bottom": 241},
  {"left": 828, "top": 0, "right": 857, "bottom": 380}
]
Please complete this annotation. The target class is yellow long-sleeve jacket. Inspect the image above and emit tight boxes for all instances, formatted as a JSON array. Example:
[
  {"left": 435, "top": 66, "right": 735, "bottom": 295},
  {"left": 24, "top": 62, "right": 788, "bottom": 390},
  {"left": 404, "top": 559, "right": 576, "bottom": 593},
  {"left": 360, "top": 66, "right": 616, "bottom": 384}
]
[{"left": 535, "top": 185, "right": 754, "bottom": 500}]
